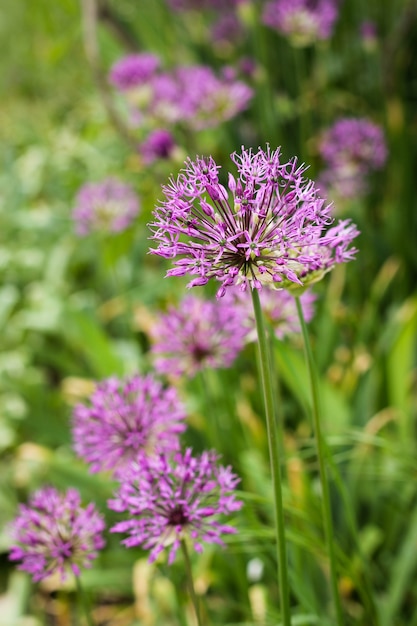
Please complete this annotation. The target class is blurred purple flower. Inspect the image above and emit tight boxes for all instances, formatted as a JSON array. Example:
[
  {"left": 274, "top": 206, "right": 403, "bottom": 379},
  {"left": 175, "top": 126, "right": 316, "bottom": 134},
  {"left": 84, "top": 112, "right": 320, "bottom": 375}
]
[
  {"left": 318, "top": 118, "right": 387, "bottom": 198},
  {"left": 263, "top": 0, "right": 340, "bottom": 46},
  {"left": 72, "top": 375, "right": 187, "bottom": 476},
  {"left": 139, "top": 129, "right": 176, "bottom": 164},
  {"left": 109, "top": 448, "right": 242, "bottom": 564},
  {"left": 150, "top": 146, "right": 359, "bottom": 297},
  {"left": 9, "top": 487, "right": 105, "bottom": 582},
  {"left": 72, "top": 178, "right": 140, "bottom": 236},
  {"left": 109, "top": 53, "right": 160, "bottom": 90},
  {"left": 151, "top": 295, "right": 248, "bottom": 377}
]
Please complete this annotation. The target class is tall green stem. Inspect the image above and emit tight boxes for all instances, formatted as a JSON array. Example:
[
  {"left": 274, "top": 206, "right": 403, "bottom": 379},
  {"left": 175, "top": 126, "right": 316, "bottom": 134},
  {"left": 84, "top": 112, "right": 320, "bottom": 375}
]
[
  {"left": 295, "top": 296, "right": 344, "bottom": 625},
  {"left": 181, "top": 540, "right": 203, "bottom": 626},
  {"left": 251, "top": 289, "right": 292, "bottom": 626},
  {"left": 75, "top": 576, "right": 95, "bottom": 626}
]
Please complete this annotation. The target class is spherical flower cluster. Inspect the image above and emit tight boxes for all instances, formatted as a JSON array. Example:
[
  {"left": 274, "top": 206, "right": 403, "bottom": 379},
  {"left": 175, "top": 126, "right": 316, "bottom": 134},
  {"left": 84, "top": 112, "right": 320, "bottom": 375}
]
[
  {"left": 150, "top": 295, "right": 248, "bottom": 377},
  {"left": 263, "top": 0, "right": 340, "bottom": 46},
  {"left": 109, "top": 53, "right": 160, "bottom": 91},
  {"left": 139, "top": 129, "right": 176, "bottom": 164},
  {"left": 72, "top": 375, "right": 187, "bottom": 476},
  {"left": 318, "top": 118, "right": 387, "bottom": 198},
  {"left": 9, "top": 487, "right": 105, "bottom": 582},
  {"left": 72, "top": 178, "right": 140, "bottom": 236},
  {"left": 227, "top": 286, "right": 317, "bottom": 341},
  {"left": 109, "top": 449, "right": 242, "bottom": 564},
  {"left": 150, "top": 146, "right": 359, "bottom": 297}
]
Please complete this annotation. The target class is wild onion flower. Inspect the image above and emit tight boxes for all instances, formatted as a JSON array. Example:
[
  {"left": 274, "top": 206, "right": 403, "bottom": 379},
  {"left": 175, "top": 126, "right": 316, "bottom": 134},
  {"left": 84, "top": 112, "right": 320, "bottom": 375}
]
[
  {"left": 9, "top": 487, "right": 105, "bottom": 582},
  {"left": 318, "top": 118, "right": 387, "bottom": 198},
  {"left": 72, "top": 178, "right": 140, "bottom": 236},
  {"left": 109, "top": 449, "right": 242, "bottom": 564},
  {"left": 109, "top": 53, "right": 160, "bottom": 90},
  {"left": 140, "top": 129, "right": 176, "bottom": 164},
  {"left": 150, "top": 146, "right": 359, "bottom": 297},
  {"left": 150, "top": 294, "right": 248, "bottom": 377},
  {"left": 263, "top": 0, "right": 339, "bottom": 46},
  {"left": 72, "top": 375, "right": 187, "bottom": 476},
  {"left": 227, "top": 287, "right": 317, "bottom": 340}
]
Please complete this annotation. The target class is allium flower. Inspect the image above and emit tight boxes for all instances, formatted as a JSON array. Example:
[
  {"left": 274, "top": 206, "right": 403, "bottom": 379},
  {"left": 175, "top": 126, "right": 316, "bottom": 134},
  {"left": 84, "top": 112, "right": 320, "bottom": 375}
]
[
  {"left": 318, "top": 118, "right": 387, "bottom": 198},
  {"left": 109, "top": 53, "right": 160, "bottom": 90},
  {"left": 150, "top": 295, "right": 248, "bottom": 377},
  {"left": 73, "top": 178, "right": 140, "bottom": 236},
  {"left": 139, "top": 129, "right": 176, "bottom": 164},
  {"left": 72, "top": 375, "right": 187, "bottom": 475},
  {"left": 227, "top": 287, "right": 316, "bottom": 340},
  {"left": 150, "top": 146, "right": 359, "bottom": 297},
  {"left": 263, "top": 0, "right": 339, "bottom": 46},
  {"left": 9, "top": 487, "right": 105, "bottom": 582},
  {"left": 109, "top": 449, "right": 242, "bottom": 564}
]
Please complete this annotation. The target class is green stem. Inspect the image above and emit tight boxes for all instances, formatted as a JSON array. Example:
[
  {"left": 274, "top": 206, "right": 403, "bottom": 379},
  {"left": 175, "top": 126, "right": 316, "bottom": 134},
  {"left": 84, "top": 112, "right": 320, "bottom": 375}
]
[
  {"left": 75, "top": 576, "right": 95, "bottom": 626},
  {"left": 181, "top": 540, "right": 203, "bottom": 626},
  {"left": 251, "top": 288, "right": 292, "bottom": 626},
  {"left": 295, "top": 296, "right": 344, "bottom": 625}
]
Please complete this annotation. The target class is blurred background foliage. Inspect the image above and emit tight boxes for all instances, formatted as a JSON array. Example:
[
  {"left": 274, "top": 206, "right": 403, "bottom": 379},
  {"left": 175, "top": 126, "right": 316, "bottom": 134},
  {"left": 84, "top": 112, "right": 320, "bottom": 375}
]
[{"left": 1, "top": 0, "right": 417, "bottom": 625}]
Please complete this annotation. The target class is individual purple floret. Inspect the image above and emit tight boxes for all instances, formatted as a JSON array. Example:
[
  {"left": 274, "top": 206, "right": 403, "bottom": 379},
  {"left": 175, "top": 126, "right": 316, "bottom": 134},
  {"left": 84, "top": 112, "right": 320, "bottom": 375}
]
[
  {"left": 72, "top": 375, "right": 187, "bottom": 476},
  {"left": 9, "top": 487, "right": 105, "bottom": 582},
  {"left": 263, "top": 0, "right": 340, "bottom": 46},
  {"left": 150, "top": 295, "right": 248, "bottom": 377},
  {"left": 139, "top": 129, "right": 176, "bottom": 164},
  {"left": 150, "top": 145, "right": 359, "bottom": 297},
  {"left": 109, "top": 448, "right": 242, "bottom": 564},
  {"left": 227, "top": 287, "right": 317, "bottom": 340},
  {"left": 109, "top": 53, "right": 160, "bottom": 90},
  {"left": 318, "top": 118, "right": 387, "bottom": 198},
  {"left": 72, "top": 178, "right": 140, "bottom": 236}
]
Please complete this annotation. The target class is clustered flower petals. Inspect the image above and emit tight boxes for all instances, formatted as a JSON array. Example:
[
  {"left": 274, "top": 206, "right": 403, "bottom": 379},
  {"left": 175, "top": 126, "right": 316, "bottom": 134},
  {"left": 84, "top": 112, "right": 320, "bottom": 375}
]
[
  {"left": 318, "top": 117, "right": 387, "bottom": 198},
  {"left": 72, "top": 178, "right": 140, "bottom": 236},
  {"left": 72, "top": 375, "right": 187, "bottom": 476},
  {"left": 109, "top": 53, "right": 160, "bottom": 90},
  {"left": 151, "top": 294, "right": 248, "bottom": 377},
  {"left": 109, "top": 449, "right": 242, "bottom": 564},
  {"left": 9, "top": 487, "right": 105, "bottom": 582},
  {"left": 263, "top": 0, "right": 340, "bottom": 46},
  {"left": 150, "top": 146, "right": 359, "bottom": 297}
]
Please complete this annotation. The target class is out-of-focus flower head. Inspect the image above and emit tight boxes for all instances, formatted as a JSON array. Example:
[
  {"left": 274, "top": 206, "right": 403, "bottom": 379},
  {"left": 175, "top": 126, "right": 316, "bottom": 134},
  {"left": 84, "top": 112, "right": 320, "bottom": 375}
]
[
  {"left": 72, "top": 178, "right": 140, "bottom": 236},
  {"left": 139, "top": 129, "right": 176, "bottom": 164},
  {"left": 318, "top": 118, "right": 387, "bottom": 199},
  {"left": 263, "top": 0, "right": 340, "bottom": 46},
  {"left": 109, "top": 53, "right": 160, "bottom": 91},
  {"left": 72, "top": 375, "right": 187, "bottom": 476},
  {"left": 150, "top": 294, "right": 248, "bottom": 377},
  {"left": 9, "top": 487, "right": 105, "bottom": 582},
  {"left": 150, "top": 145, "right": 359, "bottom": 297},
  {"left": 109, "top": 448, "right": 242, "bottom": 564}
]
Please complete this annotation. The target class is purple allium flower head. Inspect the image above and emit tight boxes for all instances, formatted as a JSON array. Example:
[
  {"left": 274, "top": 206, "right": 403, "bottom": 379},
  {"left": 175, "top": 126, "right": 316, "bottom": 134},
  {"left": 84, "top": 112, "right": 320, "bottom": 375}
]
[
  {"left": 150, "top": 146, "right": 359, "bottom": 297},
  {"left": 72, "top": 375, "right": 187, "bottom": 476},
  {"left": 109, "top": 448, "right": 242, "bottom": 564},
  {"left": 9, "top": 487, "right": 105, "bottom": 582},
  {"left": 318, "top": 118, "right": 387, "bottom": 198},
  {"left": 150, "top": 295, "right": 248, "bottom": 377},
  {"left": 140, "top": 129, "right": 176, "bottom": 164},
  {"left": 109, "top": 53, "right": 160, "bottom": 90},
  {"left": 73, "top": 178, "right": 140, "bottom": 236},
  {"left": 263, "top": 0, "right": 339, "bottom": 46},
  {"left": 227, "top": 287, "right": 316, "bottom": 340}
]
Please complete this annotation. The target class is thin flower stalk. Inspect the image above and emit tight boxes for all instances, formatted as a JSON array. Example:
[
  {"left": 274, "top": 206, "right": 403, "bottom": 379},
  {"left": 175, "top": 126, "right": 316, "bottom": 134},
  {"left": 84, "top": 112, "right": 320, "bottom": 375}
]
[{"left": 181, "top": 539, "right": 203, "bottom": 626}]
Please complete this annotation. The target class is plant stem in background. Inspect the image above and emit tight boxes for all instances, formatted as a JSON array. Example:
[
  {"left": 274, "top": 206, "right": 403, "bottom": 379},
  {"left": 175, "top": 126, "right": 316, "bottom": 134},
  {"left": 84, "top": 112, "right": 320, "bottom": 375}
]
[
  {"left": 251, "top": 288, "right": 292, "bottom": 626},
  {"left": 295, "top": 296, "right": 344, "bottom": 625},
  {"left": 75, "top": 576, "right": 95, "bottom": 626},
  {"left": 181, "top": 540, "right": 203, "bottom": 626}
]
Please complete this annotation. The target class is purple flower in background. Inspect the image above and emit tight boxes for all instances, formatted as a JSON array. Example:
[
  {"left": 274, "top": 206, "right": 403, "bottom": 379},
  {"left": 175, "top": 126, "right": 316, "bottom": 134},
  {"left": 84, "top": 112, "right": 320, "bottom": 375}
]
[
  {"left": 109, "top": 448, "right": 242, "bottom": 564},
  {"left": 139, "top": 129, "right": 176, "bottom": 164},
  {"left": 9, "top": 487, "right": 105, "bottom": 582},
  {"left": 109, "top": 53, "right": 160, "bottom": 90},
  {"left": 150, "top": 146, "right": 359, "bottom": 297},
  {"left": 263, "top": 0, "right": 339, "bottom": 46},
  {"left": 73, "top": 178, "right": 140, "bottom": 236},
  {"left": 72, "top": 375, "right": 187, "bottom": 475},
  {"left": 227, "top": 287, "right": 317, "bottom": 340},
  {"left": 318, "top": 118, "right": 387, "bottom": 198},
  {"left": 151, "top": 295, "right": 248, "bottom": 377}
]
